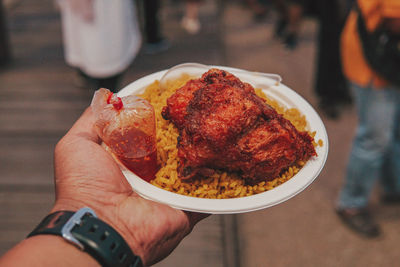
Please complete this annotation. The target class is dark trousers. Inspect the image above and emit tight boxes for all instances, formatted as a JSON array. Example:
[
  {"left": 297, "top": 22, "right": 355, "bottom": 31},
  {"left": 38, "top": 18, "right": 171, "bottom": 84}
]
[
  {"left": 78, "top": 69, "right": 123, "bottom": 93},
  {"left": 314, "top": 0, "right": 352, "bottom": 104},
  {"left": 0, "top": 0, "right": 11, "bottom": 66},
  {"left": 143, "top": 0, "right": 162, "bottom": 44}
]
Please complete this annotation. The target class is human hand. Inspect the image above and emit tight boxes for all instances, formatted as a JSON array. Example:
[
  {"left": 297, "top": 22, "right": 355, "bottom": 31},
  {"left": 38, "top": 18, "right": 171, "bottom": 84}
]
[
  {"left": 52, "top": 108, "right": 208, "bottom": 266},
  {"left": 65, "top": 0, "right": 94, "bottom": 22}
]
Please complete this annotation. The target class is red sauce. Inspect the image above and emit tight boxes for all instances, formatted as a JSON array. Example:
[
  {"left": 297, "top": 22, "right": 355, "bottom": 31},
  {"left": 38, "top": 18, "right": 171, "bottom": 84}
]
[
  {"left": 106, "top": 127, "right": 158, "bottom": 182},
  {"left": 119, "top": 150, "right": 158, "bottom": 182}
]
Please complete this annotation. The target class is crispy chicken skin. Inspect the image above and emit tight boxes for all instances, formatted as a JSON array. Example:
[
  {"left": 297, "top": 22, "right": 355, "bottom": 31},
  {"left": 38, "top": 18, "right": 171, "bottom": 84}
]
[{"left": 162, "top": 69, "right": 316, "bottom": 183}]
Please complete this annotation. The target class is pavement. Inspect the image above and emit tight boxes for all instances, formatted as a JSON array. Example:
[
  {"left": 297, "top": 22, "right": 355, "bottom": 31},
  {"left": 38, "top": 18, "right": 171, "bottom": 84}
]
[{"left": 2, "top": 0, "right": 400, "bottom": 267}]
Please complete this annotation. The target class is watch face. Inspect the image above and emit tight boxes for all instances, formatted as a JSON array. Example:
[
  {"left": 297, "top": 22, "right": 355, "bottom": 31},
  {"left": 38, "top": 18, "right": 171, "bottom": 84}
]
[{"left": 118, "top": 63, "right": 328, "bottom": 214}]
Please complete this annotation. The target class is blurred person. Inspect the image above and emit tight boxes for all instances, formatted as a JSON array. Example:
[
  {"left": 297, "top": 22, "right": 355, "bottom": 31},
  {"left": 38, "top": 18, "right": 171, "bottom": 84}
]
[
  {"left": 272, "top": 0, "right": 310, "bottom": 50},
  {"left": 56, "top": 0, "right": 142, "bottom": 92},
  {"left": 142, "top": 0, "right": 170, "bottom": 54},
  {"left": 244, "top": 0, "right": 269, "bottom": 21},
  {"left": 336, "top": 0, "right": 400, "bottom": 238},
  {"left": 0, "top": 108, "right": 207, "bottom": 267},
  {"left": 0, "top": 0, "right": 10, "bottom": 67},
  {"left": 282, "top": 0, "right": 304, "bottom": 49},
  {"left": 181, "top": 0, "right": 203, "bottom": 35},
  {"left": 314, "top": 0, "right": 353, "bottom": 119},
  {"left": 271, "top": 0, "right": 289, "bottom": 36},
  {"left": 243, "top": 0, "right": 307, "bottom": 49}
]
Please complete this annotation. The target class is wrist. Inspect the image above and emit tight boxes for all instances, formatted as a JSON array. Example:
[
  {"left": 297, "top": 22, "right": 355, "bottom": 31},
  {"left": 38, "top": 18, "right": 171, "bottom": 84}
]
[
  {"left": 52, "top": 199, "right": 125, "bottom": 238},
  {"left": 51, "top": 198, "right": 145, "bottom": 262},
  {"left": 50, "top": 199, "right": 145, "bottom": 259},
  {"left": 29, "top": 207, "right": 143, "bottom": 267}
]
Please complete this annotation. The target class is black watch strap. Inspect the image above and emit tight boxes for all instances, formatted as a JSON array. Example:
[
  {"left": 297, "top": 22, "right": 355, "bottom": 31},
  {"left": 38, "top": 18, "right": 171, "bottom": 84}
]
[{"left": 27, "top": 207, "right": 143, "bottom": 267}]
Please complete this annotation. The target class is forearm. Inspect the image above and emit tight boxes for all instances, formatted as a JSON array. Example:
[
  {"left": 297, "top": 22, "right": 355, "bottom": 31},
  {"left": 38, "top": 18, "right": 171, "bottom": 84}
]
[{"left": 0, "top": 235, "right": 99, "bottom": 267}]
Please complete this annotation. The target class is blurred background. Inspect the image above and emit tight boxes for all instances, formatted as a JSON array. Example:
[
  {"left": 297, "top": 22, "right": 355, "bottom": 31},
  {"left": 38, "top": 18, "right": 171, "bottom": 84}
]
[{"left": 1, "top": 0, "right": 400, "bottom": 266}]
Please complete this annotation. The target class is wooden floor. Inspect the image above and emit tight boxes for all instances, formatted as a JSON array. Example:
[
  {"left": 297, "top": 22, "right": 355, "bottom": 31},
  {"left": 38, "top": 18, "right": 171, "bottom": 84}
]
[
  {"left": 0, "top": 0, "right": 86, "bottom": 253},
  {"left": 3, "top": 1, "right": 400, "bottom": 267}
]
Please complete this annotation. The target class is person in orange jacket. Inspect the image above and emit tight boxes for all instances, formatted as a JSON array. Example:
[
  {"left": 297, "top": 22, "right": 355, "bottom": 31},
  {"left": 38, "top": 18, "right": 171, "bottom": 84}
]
[{"left": 336, "top": 0, "right": 400, "bottom": 238}]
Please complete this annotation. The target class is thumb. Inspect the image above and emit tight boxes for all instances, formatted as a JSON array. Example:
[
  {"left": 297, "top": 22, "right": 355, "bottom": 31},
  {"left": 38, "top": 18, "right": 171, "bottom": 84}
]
[{"left": 64, "top": 107, "right": 101, "bottom": 144}]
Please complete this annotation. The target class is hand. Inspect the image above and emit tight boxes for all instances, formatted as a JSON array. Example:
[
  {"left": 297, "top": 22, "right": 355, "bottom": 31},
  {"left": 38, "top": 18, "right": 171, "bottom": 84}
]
[
  {"left": 65, "top": 0, "right": 94, "bottom": 22},
  {"left": 52, "top": 108, "right": 208, "bottom": 266}
]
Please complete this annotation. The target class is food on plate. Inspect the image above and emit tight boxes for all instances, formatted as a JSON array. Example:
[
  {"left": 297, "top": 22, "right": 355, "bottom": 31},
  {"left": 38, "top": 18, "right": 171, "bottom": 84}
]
[
  {"left": 161, "top": 69, "right": 316, "bottom": 184},
  {"left": 138, "top": 69, "right": 321, "bottom": 198},
  {"left": 91, "top": 88, "right": 158, "bottom": 181}
]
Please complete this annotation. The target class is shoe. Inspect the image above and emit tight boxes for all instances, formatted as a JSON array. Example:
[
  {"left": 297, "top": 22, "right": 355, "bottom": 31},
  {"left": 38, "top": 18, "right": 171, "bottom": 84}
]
[
  {"left": 181, "top": 17, "right": 201, "bottom": 34},
  {"left": 143, "top": 39, "right": 171, "bottom": 55},
  {"left": 318, "top": 101, "right": 341, "bottom": 120},
  {"left": 381, "top": 193, "right": 400, "bottom": 204},
  {"left": 336, "top": 208, "right": 381, "bottom": 238},
  {"left": 283, "top": 33, "right": 298, "bottom": 50},
  {"left": 317, "top": 95, "right": 353, "bottom": 120}
]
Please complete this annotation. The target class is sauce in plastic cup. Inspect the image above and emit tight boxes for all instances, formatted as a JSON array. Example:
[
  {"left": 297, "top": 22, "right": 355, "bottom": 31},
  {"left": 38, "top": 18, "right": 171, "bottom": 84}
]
[{"left": 92, "top": 88, "right": 158, "bottom": 182}]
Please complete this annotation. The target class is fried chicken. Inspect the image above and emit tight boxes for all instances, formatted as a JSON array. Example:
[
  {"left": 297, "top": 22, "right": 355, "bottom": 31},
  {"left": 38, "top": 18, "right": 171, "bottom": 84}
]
[{"left": 162, "top": 69, "right": 316, "bottom": 183}]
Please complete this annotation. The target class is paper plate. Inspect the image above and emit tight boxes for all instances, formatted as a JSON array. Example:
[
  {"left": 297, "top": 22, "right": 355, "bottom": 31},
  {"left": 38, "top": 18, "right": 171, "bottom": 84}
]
[{"left": 118, "top": 63, "right": 329, "bottom": 214}]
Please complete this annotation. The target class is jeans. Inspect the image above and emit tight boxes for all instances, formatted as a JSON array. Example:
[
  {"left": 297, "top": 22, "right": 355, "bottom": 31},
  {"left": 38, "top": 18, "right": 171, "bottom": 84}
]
[{"left": 337, "top": 83, "right": 400, "bottom": 209}]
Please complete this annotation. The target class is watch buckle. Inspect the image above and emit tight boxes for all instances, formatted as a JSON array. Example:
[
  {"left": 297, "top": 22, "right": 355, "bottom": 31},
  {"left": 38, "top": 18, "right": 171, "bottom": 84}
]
[{"left": 61, "top": 207, "right": 97, "bottom": 250}]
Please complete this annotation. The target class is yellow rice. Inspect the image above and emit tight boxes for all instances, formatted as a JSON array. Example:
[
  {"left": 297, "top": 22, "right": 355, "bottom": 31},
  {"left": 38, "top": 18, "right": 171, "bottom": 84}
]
[{"left": 139, "top": 74, "right": 322, "bottom": 199}]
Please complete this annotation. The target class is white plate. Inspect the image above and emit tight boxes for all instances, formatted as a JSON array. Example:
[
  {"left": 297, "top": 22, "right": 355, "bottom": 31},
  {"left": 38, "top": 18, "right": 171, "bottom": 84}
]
[{"left": 118, "top": 63, "right": 329, "bottom": 214}]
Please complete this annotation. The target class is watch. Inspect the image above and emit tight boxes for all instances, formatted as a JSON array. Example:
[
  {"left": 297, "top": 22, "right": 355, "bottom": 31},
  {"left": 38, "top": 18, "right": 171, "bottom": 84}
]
[{"left": 27, "top": 207, "right": 143, "bottom": 267}]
